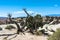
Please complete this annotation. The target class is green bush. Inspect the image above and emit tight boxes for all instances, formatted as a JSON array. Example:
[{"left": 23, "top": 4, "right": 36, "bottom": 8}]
[
  {"left": 48, "top": 28, "right": 60, "bottom": 40},
  {"left": 5, "top": 25, "right": 16, "bottom": 30},
  {"left": 0, "top": 27, "right": 2, "bottom": 30}
]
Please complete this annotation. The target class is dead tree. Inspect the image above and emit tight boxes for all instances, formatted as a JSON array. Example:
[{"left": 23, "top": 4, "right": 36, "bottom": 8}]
[
  {"left": 13, "top": 21, "right": 24, "bottom": 34},
  {"left": 8, "top": 14, "right": 24, "bottom": 34},
  {"left": 21, "top": 9, "right": 30, "bottom": 29},
  {"left": 23, "top": 9, "right": 35, "bottom": 34},
  {"left": 23, "top": 9, "right": 43, "bottom": 34}
]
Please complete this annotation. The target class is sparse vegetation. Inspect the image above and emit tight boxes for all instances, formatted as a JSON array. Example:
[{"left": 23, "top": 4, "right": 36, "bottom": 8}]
[
  {"left": 0, "top": 27, "right": 2, "bottom": 30},
  {"left": 34, "top": 31, "right": 43, "bottom": 36},
  {"left": 48, "top": 28, "right": 60, "bottom": 40},
  {"left": 3, "top": 37, "right": 8, "bottom": 40},
  {"left": 5, "top": 25, "right": 16, "bottom": 30}
]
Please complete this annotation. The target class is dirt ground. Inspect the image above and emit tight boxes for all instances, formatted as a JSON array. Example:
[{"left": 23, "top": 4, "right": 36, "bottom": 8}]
[
  {"left": 0, "top": 29, "right": 48, "bottom": 40},
  {"left": 0, "top": 24, "right": 48, "bottom": 40}
]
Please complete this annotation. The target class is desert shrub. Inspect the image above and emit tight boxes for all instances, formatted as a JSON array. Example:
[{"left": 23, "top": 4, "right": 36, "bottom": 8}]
[
  {"left": 3, "top": 37, "right": 8, "bottom": 40},
  {"left": 48, "top": 28, "right": 60, "bottom": 40},
  {"left": 0, "top": 27, "right": 2, "bottom": 30},
  {"left": 5, "top": 25, "right": 16, "bottom": 30},
  {"left": 34, "top": 31, "right": 43, "bottom": 36}
]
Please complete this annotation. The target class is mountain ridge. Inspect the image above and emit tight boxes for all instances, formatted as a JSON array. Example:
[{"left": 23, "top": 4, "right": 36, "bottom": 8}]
[{"left": 46, "top": 14, "right": 60, "bottom": 16}]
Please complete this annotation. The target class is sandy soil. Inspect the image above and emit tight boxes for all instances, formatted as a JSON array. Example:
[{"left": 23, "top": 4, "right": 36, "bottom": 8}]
[
  {"left": 0, "top": 32, "right": 48, "bottom": 40},
  {"left": 0, "top": 29, "right": 48, "bottom": 40},
  {"left": 0, "top": 24, "right": 48, "bottom": 40}
]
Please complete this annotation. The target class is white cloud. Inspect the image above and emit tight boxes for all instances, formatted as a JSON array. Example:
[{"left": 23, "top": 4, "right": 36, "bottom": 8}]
[
  {"left": 0, "top": 13, "right": 7, "bottom": 17},
  {"left": 11, "top": 11, "right": 35, "bottom": 17},
  {"left": 12, "top": 10, "right": 42, "bottom": 17},
  {"left": 13, "top": 11, "right": 34, "bottom": 14},
  {"left": 13, "top": 11, "right": 42, "bottom": 15},
  {"left": 33, "top": 12, "right": 42, "bottom": 16},
  {"left": 14, "top": 11, "right": 24, "bottom": 13}
]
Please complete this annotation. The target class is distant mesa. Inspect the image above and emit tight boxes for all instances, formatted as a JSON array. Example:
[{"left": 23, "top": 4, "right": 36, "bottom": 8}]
[
  {"left": 0, "top": 17, "right": 7, "bottom": 20},
  {"left": 46, "top": 14, "right": 60, "bottom": 17}
]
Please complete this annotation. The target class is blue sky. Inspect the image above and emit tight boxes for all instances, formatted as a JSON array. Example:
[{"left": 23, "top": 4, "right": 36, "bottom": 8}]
[{"left": 0, "top": 0, "right": 60, "bottom": 17}]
